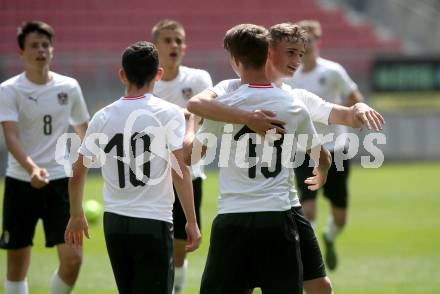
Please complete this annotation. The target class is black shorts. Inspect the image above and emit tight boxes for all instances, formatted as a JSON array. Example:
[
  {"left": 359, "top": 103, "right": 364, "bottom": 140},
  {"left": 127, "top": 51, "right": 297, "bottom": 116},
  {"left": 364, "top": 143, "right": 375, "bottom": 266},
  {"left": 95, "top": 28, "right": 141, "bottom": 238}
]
[
  {"left": 173, "top": 177, "right": 202, "bottom": 240},
  {"left": 292, "top": 206, "right": 327, "bottom": 281},
  {"left": 200, "top": 210, "right": 303, "bottom": 294},
  {"left": 103, "top": 212, "right": 174, "bottom": 294},
  {"left": 0, "top": 176, "right": 70, "bottom": 249},
  {"left": 294, "top": 151, "right": 350, "bottom": 208}
]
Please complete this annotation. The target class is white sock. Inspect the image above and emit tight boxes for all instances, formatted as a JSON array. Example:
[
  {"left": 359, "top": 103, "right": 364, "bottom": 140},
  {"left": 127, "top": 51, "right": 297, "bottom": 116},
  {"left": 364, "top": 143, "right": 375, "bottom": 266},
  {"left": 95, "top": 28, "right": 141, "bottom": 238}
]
[
  {"left": 324, "top": 215, "right": 342, "bottom": 241},
  {"left": 4, "top": 279, "right": 29, "bottom": 294},
  {"left": 174, "top": 259, "right": 188, "bottom": 294},
  {"left": 50, "top": 271, "right": 73, "bottom": 294}
]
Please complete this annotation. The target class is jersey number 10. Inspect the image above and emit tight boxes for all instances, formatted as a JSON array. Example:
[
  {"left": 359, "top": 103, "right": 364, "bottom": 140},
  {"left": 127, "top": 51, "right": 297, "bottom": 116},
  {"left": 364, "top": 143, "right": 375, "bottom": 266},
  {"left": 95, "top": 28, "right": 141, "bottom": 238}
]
[{"left": 104, "top": 132, "right": 151, "bottom": 188}]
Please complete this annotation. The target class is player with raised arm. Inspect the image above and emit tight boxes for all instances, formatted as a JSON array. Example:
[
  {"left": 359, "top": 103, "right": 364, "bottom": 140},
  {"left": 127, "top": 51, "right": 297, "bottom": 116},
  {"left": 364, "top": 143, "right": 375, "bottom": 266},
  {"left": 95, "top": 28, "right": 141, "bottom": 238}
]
[
  {"left": 187, "top": 24, "right": 331, "bottom": 294},
  {"left": 0, "top": 21, "right": 89, "bottom": 294},
  {"left": 151, "top": 19, "right": 213, "bottom": 294},
  {"left": 285, "top": 20, "right": 366, "bottom": 271},
  {"left": 64, "top": 41, "right": 201, "bottom": 294}
]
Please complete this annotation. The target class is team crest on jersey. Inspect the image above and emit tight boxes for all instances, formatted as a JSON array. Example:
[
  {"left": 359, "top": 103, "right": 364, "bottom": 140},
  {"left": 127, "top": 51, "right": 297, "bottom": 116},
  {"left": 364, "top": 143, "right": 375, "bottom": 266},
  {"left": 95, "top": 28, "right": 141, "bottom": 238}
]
[
  {"left": 181, "top": 87, "right": 193, "bottom": 100},
  {"left": 57, "top": 92, "right": 69, "bottom": 105},
  {"left": 319, "top": 76, "right": 327, "bottom": 85}
]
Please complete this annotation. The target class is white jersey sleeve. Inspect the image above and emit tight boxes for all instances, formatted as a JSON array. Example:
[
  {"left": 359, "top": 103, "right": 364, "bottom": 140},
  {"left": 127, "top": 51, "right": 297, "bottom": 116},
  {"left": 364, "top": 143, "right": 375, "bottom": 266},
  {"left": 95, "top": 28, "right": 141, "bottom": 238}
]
[
  {"left": 208, "top": 79, "right": 241, "bottom": 97},
  {"left": 193, "top": 70, "right": 213, "bottom": 94},
  {"left": 290, "top": 87, "right": 333, "bottom": 125},
  {"left": 333, "top": 63, "right": 358, "bottom": 100},
  {"left": 78, "top": 109, "right": 107, "bottom": 158},
  {"left": 196, "top": 118, "right": 224, "bottom": 144},
  {"left": 69, "top": 80, "right": 90, "bottom": 125},
  {"left": 0, "top": 85, "right": 19, "bottom": 122},
  {"left": 296, "top": 107, "right": 320, "bottom": 151},
  {"left": 166, "top": 107, "right": 185, "bottom": 151}
]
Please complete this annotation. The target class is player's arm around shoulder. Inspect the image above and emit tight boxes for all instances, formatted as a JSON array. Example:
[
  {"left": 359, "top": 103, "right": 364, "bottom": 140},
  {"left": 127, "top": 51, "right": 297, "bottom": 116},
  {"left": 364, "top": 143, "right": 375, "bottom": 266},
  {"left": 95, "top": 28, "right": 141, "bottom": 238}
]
[
  {"left": 187, "top": 87, "right": 285, "bottom": 135},
  {"left": 65, "top": 154, "right": 90, "bottom": 247},
  {"left": 329, "top": 103, "right": 385, "bottom": 131},
  {"left": 187, "top": 88, "right": 219, "bottom": 118}
]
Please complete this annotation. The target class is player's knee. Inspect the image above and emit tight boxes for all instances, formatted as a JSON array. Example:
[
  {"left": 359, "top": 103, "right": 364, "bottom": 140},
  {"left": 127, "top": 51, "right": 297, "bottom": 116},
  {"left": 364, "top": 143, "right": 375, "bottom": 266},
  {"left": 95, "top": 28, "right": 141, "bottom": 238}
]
[
  {"left": 319, "top": 277, "right": 333, "bottom": 294},
  {"left": 303, "top": 204, "right": 316, "bottom": 221},
  {"left": 173, "top": 239, "right": 187, "bottom": 267},
  {"left": 305, "top": 277, "right": 333, "bottom": 294},
  {"left": 7, "top": 253, "right": 29, "bottom": 280},
  {"left": 7, "top": 266, "right": 28, "bottom": 281},
  {"left": 337, "top": 219, "right": 347, "bottom": 228},
  {"left": 334, "top": 214, "right": 347, "bottom": 228},
  {"left": 61, "top": 252, "right": 82, "bottom": 272}
]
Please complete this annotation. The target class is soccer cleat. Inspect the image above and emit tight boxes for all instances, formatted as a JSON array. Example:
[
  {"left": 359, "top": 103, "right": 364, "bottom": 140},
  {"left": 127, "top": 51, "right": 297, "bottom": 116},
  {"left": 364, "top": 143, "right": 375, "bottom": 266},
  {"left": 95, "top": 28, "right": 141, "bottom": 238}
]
[{"left": 323, "top": 233, "right": 338, "bottom": 270}]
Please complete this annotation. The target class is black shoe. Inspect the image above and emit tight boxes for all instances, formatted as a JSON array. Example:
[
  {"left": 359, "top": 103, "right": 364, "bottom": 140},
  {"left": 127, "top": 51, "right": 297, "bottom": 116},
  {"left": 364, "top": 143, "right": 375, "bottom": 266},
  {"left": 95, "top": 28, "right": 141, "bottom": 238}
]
[{"left": 323, "top": 233, "right": 338, "bottom": 271}]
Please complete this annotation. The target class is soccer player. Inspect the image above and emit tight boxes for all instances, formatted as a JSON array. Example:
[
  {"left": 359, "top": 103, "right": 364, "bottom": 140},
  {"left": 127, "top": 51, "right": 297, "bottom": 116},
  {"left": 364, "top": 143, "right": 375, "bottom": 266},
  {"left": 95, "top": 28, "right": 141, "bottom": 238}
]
[
  {"left": 186, "top": 22, "right": 384, "bottom": 294},
  {"left": 151, "top": 19, "right": 213, "bottom": 294},
  {"left": 64, "top": 41, "right": 201, "bottom": 294},
  {"left": 187, "top": 24, "right": 331, "bottom": 294},
  {"left": 285, "top": 20, "right": 366, "bottom": 271},
  {"left": 0, "top": 21, "right": 89, "bottom": 294}
]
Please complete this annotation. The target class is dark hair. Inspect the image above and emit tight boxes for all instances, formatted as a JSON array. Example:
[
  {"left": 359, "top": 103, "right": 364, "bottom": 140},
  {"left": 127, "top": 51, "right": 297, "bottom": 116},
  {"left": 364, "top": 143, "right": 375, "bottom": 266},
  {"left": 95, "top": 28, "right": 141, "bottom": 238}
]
[
  {"left": 17, "top": 21, "right": 54, "bottom": 50},
  {"left": 122, "top": 41, "right": 159, "bottom": 89},
  {"left": 151, "top": 19, "right": 185, "bottom": 43},
  {"left": 223, "top": 24, "right": 269, "bottom": 70}
]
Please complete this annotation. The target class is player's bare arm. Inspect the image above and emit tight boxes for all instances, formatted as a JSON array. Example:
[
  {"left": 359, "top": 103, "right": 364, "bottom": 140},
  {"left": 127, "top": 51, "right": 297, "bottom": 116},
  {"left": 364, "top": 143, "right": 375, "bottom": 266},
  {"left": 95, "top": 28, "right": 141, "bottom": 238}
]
[
  {"left": 1, "top": 121, "right": 49, "bottom": 188},
  {"left": 344, "top": 89, "right": 364, "bottom": 107},
  {"left": 329, "top": 103, "right": 385, "bottom": 131},
  {"left": 171, "top": 149, "right": 202, "bottom": 252},
  {"left": 183, "top": 113, "right": 202, "bottom": 162},
  {"left": 65, "top": 154, "right": 90, "bottom": 246},
  {"left": 73, "top": 122, "right": 88, "bottom": 141},
  {"left": 187, "top": 89, "right": 285, "bottom": 135},
  {"left": 305, "top": 146, "right": 332, "bottom": 191}
]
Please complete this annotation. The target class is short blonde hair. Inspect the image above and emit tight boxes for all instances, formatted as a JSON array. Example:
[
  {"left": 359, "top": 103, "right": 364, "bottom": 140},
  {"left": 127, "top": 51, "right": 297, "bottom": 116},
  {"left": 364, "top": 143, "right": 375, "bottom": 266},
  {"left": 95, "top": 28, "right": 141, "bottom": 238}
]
[
  {"left": 296, "top": 20, "right": 322, "bottom": 39},
  {"left": 151, "top": 19, "right": 185, "bottom": 43},
  {"left": 269, "top": 22, "right": 308, "bottom": 47}
]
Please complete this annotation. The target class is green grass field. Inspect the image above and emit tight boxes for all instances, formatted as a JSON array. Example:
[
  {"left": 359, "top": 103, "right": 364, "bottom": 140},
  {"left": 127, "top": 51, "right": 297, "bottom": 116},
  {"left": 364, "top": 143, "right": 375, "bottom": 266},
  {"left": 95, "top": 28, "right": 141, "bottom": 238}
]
[{"left": 1, "top": 162, "right": 440, "bottom": 293}]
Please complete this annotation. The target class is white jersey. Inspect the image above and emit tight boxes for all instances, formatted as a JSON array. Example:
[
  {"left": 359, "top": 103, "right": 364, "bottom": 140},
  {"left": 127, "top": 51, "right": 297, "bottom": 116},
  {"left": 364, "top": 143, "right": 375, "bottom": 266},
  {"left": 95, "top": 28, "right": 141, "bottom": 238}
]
[
  {"left": 198, "top": 84, "right": 318, "bottom": 213},
  {"left": 284, "top": 57, "right": 358, "bottom": 151},
  {"left": 0, "top": 72, "right": 90, "bottom": 181},
  {"left": 79, "top": 94, "right": 185, "bottom": 223},
  {"left": 209, "top": 79, "right": 333, "bottom": 125},
  {"left": 209, "top": 79, "right": 332, "bottom": 207},
  {"left": 154, "top": 65, "right": 213, "bottom": 179}
]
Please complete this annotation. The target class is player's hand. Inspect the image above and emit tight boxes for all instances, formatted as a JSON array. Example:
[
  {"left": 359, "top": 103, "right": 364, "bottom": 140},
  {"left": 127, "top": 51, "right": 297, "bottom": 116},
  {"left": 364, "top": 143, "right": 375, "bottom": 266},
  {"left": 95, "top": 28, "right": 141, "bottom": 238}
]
[
  {"left": 30, "top": 167, "right": 49, "bottom": 189},
  {"left": 185, "top": 222, "right": 201, "bottom": 252},
  {"left": 304, "top": 166, "right": 328, "bottom": 191},
  {"left": 64, "top": 214, "right": 90, "bottom": 247},
  {"left": 245, "top": 109, "right": 286, "bottom": 136},
  {"left": 352, "top": 103, "right": 385, "bottom": 131}
]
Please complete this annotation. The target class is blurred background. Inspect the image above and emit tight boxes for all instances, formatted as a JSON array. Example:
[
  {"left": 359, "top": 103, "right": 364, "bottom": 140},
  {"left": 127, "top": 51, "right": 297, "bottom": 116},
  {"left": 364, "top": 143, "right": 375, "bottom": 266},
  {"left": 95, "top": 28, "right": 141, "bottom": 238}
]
[
  {"left": 0, "top": 0, "right": 439, "bottom": 293},
  {"left": 1, "top": 0, "right": 440, "bottom": 169}
]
